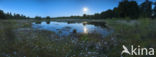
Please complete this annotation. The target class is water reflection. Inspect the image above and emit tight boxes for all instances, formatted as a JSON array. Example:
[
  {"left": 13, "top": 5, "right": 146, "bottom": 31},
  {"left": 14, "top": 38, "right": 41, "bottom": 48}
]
[
  {"left": 32, "top": 21, "right": 113, "bottom": 36},
  {"left": 72, "top": 29, "right": 77, "bottom": 34},
  {"left": 35, "top": 21, "right": 41, "bottom": 24},
  {"left": 46, "top": 21, "right": 50, "bottom": 24},
  {"left": 88, "top": 22, "right": 108, "bottom": 28},
  {"left": 83, "top": 25, "right": 88, "bottom": 34}
]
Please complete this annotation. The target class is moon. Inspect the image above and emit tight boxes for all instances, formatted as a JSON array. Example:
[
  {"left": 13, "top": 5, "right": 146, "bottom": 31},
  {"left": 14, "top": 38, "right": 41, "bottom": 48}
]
[{"left": 83, "top": 7, "right": 89, "bottom": 13}]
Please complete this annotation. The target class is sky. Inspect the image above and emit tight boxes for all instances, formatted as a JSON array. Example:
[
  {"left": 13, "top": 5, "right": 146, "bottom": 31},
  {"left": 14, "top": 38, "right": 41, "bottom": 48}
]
[{"left": 0, "top": 0, "right": 155, "bottom": 17}]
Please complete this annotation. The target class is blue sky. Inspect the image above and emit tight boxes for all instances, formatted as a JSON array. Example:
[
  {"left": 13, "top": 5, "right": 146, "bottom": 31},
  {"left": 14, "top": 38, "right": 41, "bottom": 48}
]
[{"left": 0, "top": 0, "right": 155, "bottom": 17}]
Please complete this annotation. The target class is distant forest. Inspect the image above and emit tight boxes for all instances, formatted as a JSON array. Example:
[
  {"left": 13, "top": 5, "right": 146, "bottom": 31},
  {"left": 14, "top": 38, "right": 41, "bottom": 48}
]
[{"left": 0, "top": 0, "right": 156, "bottom": 19}]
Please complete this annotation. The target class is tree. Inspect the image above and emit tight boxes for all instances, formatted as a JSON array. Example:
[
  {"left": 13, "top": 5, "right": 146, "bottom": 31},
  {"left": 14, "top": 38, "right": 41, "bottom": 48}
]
[
  {"left": 46, "top": 16, "right": 51, "bottom": 22},
  {"left": 117, "top": 0, "right": 139, "bottom": 19},
  {"left": 101, "top": 9, "right": 113, "bottom": 19},
  {"left": 35, "top": 16, "right": 42, "bottom": 19},
  {"left": 140, "top": 0, "right": 152, "bottom": 18},
  {"left": 83, "top": 14, "right": 87, "bottom": 18},
  {"left": 93, "top": 13, "right": 101, "bottom": 19},
  {"left": 0, "top": 9, "right": 29, "bottom": 19},
  {"left": 113, "top": 7, "right": 120, "bottom": 18},
  {"left": 0, "top": 10, "right": 6, "bottom": 19},
  {"left": 128, "top": 1, "right": 140, "bottom": 19},
  {"left": 46, "top": 16, "right": 51, "bottom": 19},
  {"left": 83, "top": 14, "right": 92, "bottom": 19},
  {"left": 118, "top": 0, "right": 129, "bottom": 18},
  {"left": 5, "top": 12, "right": 13, "bottom": 19}
]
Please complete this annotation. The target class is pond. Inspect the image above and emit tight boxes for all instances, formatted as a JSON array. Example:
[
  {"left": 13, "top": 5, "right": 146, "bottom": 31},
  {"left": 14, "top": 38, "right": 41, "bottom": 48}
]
[{"left": 32, "top": 21, "right": 113, "bottom": 37}]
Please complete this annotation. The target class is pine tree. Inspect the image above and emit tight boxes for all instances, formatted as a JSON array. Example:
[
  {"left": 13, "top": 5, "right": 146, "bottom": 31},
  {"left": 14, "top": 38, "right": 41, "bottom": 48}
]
[
  {"left": 128, "top": 1, "right": 139, "bottom": 19},
  {"left": 140, "top": 0, "right": 152, "bottom": 18},
  {"left": 117, "top": 0, "right": 139, "bottom": 19},
  {"left": 0, "top": 10, "right": 6, "bottom": 19}
]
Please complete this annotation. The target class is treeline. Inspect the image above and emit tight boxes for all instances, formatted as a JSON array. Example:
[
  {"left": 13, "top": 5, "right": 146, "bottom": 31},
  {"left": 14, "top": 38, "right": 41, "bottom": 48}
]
[
  {"left": 87, "top": 0, "right": 156, "bottom": 19},
  {"left": 0, "top": 9, "right": 52, "bottom": 19},
  {"left": 1, "top": 0, "right": 156, "bottom": 19},
  {"left": 0, "top": 10, "right": 30, "bottom": 19},
  {"left": 57, "top": 0, "right": 156, "bottom": 19}
]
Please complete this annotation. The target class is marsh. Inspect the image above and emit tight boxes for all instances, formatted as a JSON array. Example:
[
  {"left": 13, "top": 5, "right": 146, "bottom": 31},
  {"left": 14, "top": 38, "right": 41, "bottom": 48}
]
[{"left": 0, "top": 19, "right": 156, "bottom": 57}]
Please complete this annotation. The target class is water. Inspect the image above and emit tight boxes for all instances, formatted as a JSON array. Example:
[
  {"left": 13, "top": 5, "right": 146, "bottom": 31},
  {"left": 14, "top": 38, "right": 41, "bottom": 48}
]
[{"left": 32, "top": 21, "right": 113, "bottom": 36}]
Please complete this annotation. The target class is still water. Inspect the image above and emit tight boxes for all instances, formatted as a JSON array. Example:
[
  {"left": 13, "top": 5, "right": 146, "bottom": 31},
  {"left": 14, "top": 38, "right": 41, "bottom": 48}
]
[{"left": 32, "top": 21, "right": 113, "bottom": 36}]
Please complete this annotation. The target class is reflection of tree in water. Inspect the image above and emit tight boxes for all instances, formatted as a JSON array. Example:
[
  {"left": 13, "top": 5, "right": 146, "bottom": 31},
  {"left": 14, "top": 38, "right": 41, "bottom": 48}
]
[
  {"left": 46, "top": 21, "right": 50, "bottom": 24},
  {"left": 35, "top": 21, "right": 41, "bottom": 24},
  {"left": 88, "top": 22, "right": 109, "bottom": 28},
  {"left": 35, "top": 21, "right": 51, "bottom": 24},
  {"left": 67, "top": 21, "right": 75, "bottom": 24},
  {"left": 72, "top": 29, "right": 77, "bottom": 34}
]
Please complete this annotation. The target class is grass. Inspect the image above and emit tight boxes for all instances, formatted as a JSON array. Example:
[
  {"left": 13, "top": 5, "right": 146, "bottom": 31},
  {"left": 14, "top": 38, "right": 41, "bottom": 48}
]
[
  {"left": 106, "top": 19, "right": 156, "bottom": 57},
  {"left": 0, "top": 19, "right": 156, "bottom": 57}
]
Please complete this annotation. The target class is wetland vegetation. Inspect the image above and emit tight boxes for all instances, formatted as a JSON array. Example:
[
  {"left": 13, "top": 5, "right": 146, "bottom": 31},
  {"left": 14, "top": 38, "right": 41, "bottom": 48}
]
[{"left": 0, "top": 19, "right": 156, "bottom": 57}]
